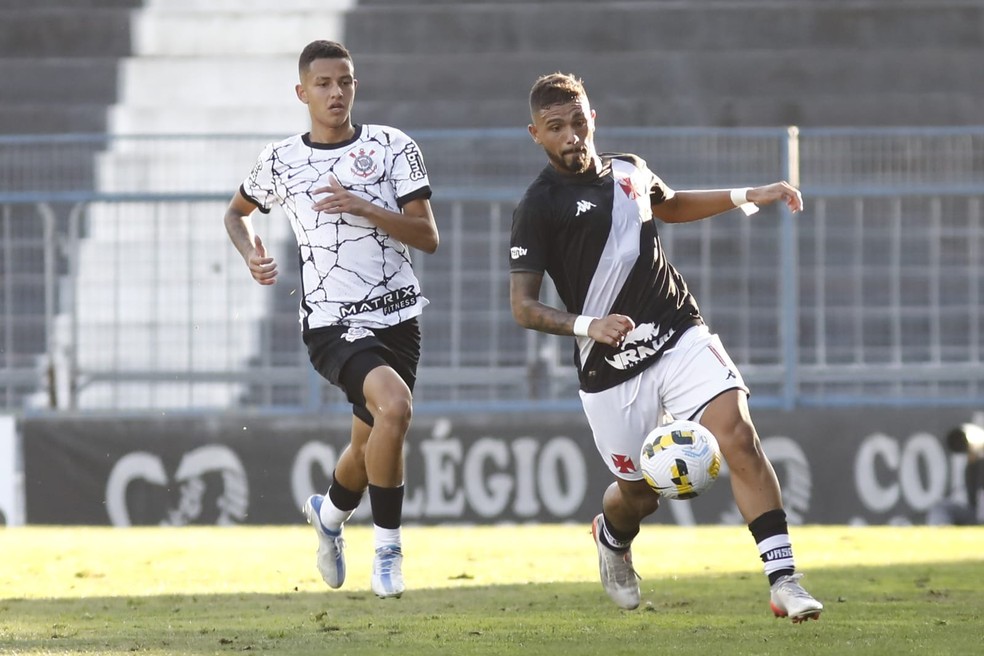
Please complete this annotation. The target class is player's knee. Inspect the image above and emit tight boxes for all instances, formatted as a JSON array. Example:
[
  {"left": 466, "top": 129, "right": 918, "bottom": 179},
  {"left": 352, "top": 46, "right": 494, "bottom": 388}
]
[{"left": 373, "top": 394, "right": 413, "bottom": 432}]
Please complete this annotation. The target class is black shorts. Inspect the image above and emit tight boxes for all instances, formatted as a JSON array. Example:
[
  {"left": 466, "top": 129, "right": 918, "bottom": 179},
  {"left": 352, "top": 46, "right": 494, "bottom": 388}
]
[{"left": 303, "top": 318, "right": 421, "bottom": 425}]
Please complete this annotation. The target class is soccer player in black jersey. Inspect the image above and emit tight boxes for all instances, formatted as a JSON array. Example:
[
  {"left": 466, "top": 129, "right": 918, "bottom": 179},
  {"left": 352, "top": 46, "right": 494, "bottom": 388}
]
[
  {"left": 223, "top": 40, "right": 439, "bottom": 599},
  {"left": 509, "top": 73, "right": 822, "bottom": 621}
]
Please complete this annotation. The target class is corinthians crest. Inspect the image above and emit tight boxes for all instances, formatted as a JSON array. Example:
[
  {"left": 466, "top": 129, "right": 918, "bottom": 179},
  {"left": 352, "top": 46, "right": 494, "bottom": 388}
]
[{"left": 349, "top": 148, "right": 377, "bottom": 178}]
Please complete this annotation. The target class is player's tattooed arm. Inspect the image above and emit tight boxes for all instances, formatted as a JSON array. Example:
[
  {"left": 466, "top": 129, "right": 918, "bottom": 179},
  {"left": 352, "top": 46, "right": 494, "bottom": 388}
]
[{"left": 509, "top": 272, "right": 632, "bottom": 347}]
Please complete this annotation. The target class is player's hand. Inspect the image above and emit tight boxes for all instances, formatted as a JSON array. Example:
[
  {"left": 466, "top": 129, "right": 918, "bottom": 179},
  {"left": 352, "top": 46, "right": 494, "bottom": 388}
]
[
  {"left": 747, "top": 181, "right": 803, "bottom": 213},
  {"left": 589, "top": 314, "right": 636, "bottom": 348},
  {"left": 311, "top": 174, "right": 373, "bottom": 217},
  {"left": 248, "top": 234, "right": 277, "bottom": 285}
]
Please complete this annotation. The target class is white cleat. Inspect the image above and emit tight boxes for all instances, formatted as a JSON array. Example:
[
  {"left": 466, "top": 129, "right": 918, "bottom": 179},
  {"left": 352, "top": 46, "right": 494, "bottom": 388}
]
[
  {"left": 591, "top": 514, "right": 641, "bottom": 610},
  {"left": 302, "top": 494, "right": 345, "bottom": 589},
  {"left": 371, "top": 545, "right": 405, "bottom": 599},
  {"left": 770, "top": 573, "right": 823, "bottom": 623}
]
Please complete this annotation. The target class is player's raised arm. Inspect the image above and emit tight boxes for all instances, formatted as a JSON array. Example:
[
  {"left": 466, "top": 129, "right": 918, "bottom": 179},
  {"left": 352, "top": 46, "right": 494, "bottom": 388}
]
[
  {"left": 653, "top": 181, "right": 803, "bottom": 224},
  {"left": 223, "top": 190, "right": 278, "bottom": 285}
]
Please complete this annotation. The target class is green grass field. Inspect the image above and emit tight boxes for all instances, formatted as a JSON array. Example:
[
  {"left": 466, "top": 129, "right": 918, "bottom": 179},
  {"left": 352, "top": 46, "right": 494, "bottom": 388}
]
[{"left": 1, "top": 524, "right": 982, "bottom": 655}]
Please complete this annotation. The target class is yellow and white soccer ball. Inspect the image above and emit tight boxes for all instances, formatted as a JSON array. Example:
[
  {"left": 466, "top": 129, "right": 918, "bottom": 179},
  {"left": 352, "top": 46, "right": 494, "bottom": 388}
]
[{"left": 640, "top": 419, "right": 722, "bottom": 500}]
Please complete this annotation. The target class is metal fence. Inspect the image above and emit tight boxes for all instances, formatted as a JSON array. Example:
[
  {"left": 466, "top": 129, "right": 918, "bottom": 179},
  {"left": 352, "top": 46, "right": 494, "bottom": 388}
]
[{"left": 1, "top": 127, "right": 983, "bottom": 413}]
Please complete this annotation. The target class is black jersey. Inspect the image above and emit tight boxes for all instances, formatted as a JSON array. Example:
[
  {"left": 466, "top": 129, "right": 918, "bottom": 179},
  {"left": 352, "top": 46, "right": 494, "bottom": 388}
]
[{"left": 510, "top": 153, "right": 702, "bottom": 393}]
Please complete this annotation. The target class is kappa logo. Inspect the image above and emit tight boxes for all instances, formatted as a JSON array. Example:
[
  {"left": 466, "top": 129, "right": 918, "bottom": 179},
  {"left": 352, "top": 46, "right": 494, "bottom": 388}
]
[
  {"left": 575, "top": 200, "right": 596, "bottom": 216},
  {"left": 510, "top": 246, "right": 528, "bottom": 260}
]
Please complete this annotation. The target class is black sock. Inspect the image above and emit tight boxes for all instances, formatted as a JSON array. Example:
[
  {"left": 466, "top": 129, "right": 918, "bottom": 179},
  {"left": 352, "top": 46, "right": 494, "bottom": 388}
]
[
  {"left": 327, "top": 471, "right": 363, "bottom": 512},
  {"left": 599, "top": 512, "right": 639, "bottom": 552},
  {"left": 368, "top": 484, "right": 405, "bottom": 529}
]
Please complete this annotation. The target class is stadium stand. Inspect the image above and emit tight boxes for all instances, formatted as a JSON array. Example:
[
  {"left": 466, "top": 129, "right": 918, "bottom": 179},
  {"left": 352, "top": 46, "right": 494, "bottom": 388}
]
[
  {"left": 79, "top": 0, "right": 354, "bottom": 407},
  {"left": 345, "top": 0, "right": 984, "bottom": 129},
  {"left": 0, "top": 0, "right": 143, "bottom": 407},
  {"left": 1, "top": 0, "right": 982, "bottom": 409}
]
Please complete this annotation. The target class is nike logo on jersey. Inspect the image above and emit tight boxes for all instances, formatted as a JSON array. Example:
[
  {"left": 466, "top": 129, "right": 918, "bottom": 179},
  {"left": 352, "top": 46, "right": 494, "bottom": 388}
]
[{"left": 575, "top": 200, "right": 596, "bottom": 216}]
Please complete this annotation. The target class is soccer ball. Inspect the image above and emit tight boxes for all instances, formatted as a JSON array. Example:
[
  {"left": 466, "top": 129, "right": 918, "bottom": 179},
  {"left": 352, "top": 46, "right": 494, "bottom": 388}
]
[{"left": 640, "top": 420, "right": 722, "bottom": 500}]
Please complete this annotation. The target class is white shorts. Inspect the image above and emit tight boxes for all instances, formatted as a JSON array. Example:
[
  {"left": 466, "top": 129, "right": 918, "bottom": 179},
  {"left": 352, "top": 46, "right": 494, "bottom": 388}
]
[{"left": 579, "top": 324, "right": 748, "bottom": 481}]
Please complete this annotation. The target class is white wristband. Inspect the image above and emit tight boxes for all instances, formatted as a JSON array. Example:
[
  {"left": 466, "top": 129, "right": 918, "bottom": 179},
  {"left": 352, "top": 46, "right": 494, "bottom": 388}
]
[
  {"left": 730, "top": 187, "right": 750, "bottom": 206},
  {"left": 572, "top": 315, "right": 594, "bottom": 337},
  {"left": 730, "top": 187, "right": 760, "bottom": 216}
]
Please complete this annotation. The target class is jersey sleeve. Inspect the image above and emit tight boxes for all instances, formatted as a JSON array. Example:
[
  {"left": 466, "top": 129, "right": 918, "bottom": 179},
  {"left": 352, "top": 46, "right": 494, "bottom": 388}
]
[
  {"left": 649, "top": 169, "right": 675, "bottom": 205},
  {"left": 509, "top": 189, "right": 550, "bottom": 273},
  {"left": 239, "top": 142, "right": 277, "bottom": 214},
  {"left": 389, "top": 129, "right": 432, "bottom": 207}
]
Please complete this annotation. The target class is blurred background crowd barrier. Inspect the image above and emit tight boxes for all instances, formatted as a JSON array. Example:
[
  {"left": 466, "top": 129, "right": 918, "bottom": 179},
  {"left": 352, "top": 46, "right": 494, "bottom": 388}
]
[{"left": 1, "top": 127, "right": 983, "bottom": 413}]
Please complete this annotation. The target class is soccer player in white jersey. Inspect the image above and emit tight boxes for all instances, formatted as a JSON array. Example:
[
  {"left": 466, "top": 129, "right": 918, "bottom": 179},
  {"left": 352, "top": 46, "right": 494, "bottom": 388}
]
[
  {"left": 509, "top": 73, "right": 823, "bottom": 622},
  {"left": 223, "top": 40, "right": 439, "bottom": 599}
]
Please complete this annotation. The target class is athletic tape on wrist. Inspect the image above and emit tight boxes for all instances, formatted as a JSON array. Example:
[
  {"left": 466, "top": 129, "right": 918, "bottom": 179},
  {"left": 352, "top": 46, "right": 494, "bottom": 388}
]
[
  {"left": 731, "top": 187, "right": 759, "bottom": 216},
  {"left": 572, "top": 315, "right": 594, "bottom": 337}
]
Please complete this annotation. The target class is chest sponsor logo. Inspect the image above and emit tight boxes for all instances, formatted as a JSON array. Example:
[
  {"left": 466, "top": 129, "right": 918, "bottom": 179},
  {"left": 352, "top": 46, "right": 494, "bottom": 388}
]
[
  {"left": 604, "top": 323, "right": 675, "bottom": 370},
  {"left": 339, "top": 285, "right": 419, "bottom": 317}
]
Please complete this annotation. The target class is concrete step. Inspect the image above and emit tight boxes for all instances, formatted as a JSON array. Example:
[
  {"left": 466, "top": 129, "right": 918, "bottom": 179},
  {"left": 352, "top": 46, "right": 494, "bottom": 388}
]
[
  {"left": 139, "top": 0, "right": 352, "bottom": 10},
  {"left": 345, "top": 1, "right": 984, "bottom": 54},
  {"left": 0, "top": 105, "right": 108, "bottom": 134},
  {"left": 94, "top": 148, "right": 267, "bottom": 193},
  {"left": 115, "top": 56, "right": 296, "bottom": 107},
  {"left": 107, "top": 105, "right": 307, "bottom": 135},
  {"left": 0, "top": 149, "right": 99, "bottom": 192},
  {"left": 131, "top": 9, "right": 348, "bottom": 57},
  {"left": 0, "top": 0, "right": 141, "bottom": 7},
  {"left": 0, "top": 9, "right": 135, "bottom": 57},
  {"left": 355, "top": 90, "right": 984, "bottom": 129},
  {"left": 0, "top": 59, "right": 119, "bottom": 104},
  {"left": 349, "top": 48, "right": 983, "bottom": 102}
]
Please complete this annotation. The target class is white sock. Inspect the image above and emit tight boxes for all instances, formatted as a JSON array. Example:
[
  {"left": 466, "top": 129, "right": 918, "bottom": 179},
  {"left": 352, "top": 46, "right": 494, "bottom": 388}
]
[
  {"left": 757, "top": 534, "right": 795, "bottom": 578},
  {"left": 319, "top": 497, "right": 356, "bottom": 532},
  {"left": 374, "top": 525, "right": 401, "bottom": 551}
]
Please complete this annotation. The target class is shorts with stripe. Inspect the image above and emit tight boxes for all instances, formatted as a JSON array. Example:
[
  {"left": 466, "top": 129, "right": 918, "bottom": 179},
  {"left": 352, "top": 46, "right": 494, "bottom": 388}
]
[{"left": 578, "top": 324, "right": 748, "bottom": 481}]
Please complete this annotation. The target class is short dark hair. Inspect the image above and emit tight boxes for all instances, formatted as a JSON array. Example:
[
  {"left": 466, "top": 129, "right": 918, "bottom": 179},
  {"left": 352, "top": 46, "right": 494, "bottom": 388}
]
[
  {"left": 298, "top": 40, "right": 353, "bottom": 75},
  {"left": 529, "top": 73, "right": 587, "bottom": 114}
]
